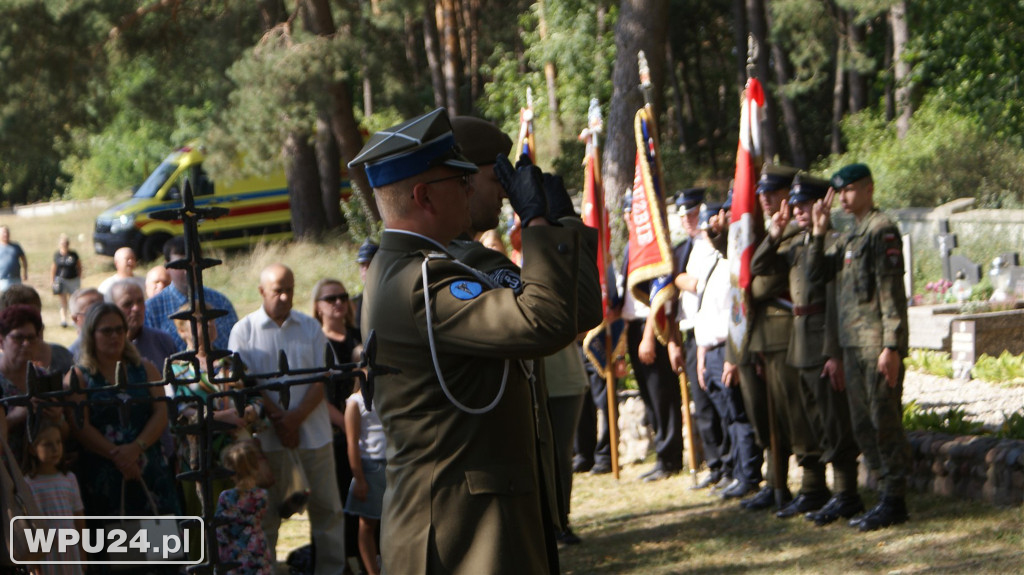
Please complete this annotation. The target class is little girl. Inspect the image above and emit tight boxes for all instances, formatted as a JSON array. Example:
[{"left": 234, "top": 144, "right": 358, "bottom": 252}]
[
  {"left": 23, "top": 420, "right": 84, "bottom": 575},
  {"left": 345, "top": 384, "right": 387, "bottom": 575},
  {"left": 216, "top": 439, "right": 274, "bottom": 575}
]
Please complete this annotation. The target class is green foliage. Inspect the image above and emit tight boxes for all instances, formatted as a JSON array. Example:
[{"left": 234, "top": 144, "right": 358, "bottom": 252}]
[
  {"left": 822, "top": 98, "right": 1024, "bottom": 209},
  {"left": 902, "top": 400, "right": 986, "bottom": 436},
  {"left": 905, "top": 349, "right": 954, "bottom": 378},
  {"left": 995, "top": 411, "right": 1024, "bottom": 440},
  {"left": 971, "top": 351, "right": 1024, "bottom": 385}
]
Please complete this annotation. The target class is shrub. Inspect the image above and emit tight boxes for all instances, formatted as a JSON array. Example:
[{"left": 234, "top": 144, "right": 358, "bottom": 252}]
[
  {"left": 972, "top": 351, "right": 1024, "bottom": 386},
  {"left": 905, "top": 349, "right": 953, "bottom": 378}
]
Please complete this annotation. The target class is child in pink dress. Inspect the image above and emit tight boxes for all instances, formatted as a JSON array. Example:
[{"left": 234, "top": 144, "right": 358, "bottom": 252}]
[{"left": 216, "top": 439, "right": 275, "bottom": 574}]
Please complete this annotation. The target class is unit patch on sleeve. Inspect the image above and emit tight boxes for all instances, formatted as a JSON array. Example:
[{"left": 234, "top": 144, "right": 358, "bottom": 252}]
[{"left": 450, "top": 280, "right": 484, "bottom": 300}]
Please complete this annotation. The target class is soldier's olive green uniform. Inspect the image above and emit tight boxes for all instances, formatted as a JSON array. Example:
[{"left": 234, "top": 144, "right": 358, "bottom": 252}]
[
  {"left": 752, "top": 227, "right": 861, "bottom": 493},
  {"left": 749, "top": 223, "right": 827, "bottom": 494},
  {"left": 364, "top": 226, "right": 585, "bottom": 575},
  {"left": 808, "top": 208, "right": 911, "bottom": 497}
]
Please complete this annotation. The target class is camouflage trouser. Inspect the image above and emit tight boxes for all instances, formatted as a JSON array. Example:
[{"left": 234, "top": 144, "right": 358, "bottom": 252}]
[
  {"left": 842, "top": 346, "right": 911, "bottom": 496},
  {"left": 798, "top": 366, "right": 860, "bottom": 493}
]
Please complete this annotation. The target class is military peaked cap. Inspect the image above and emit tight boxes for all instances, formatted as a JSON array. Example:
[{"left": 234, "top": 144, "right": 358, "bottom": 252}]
[
  {"left": 356, "top": 238, "right": 379, "bottom": 264},
  {"left": 756, "top": 164, "right": 799, "bottom": 195},
  {"left": 675, "top": 188, "right": 706, "bottom": 214},
  {"left": 450, "top": 116, "right": 513, "bottom": 166},
  {"left": 831, "top": 163, "right": 872, "bottom": 189},
  {"left": 349, "top": 108, "right": 478, "bottom": 188},
  {"left": 723, "top": 187, "right": 733, "bottom": 211},
  {"left": 698, "top": 202, "right": 723, "bottom": 230},
  {"left": 788, "top": 173, "right": 830, "bottom": 205}
]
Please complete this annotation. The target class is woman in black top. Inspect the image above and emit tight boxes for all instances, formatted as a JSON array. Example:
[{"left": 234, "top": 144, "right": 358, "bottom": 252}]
[{"left": 50, "top": 234, "right": 82, "bottom": 328}]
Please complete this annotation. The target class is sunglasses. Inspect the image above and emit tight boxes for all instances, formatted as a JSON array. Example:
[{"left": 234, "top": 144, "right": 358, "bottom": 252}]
[
  {"left": 319, "top": 293, "right": 350, "bottom": 305},
  {"left": 95, "top": 325, "right": 127, "bottom": 337}
]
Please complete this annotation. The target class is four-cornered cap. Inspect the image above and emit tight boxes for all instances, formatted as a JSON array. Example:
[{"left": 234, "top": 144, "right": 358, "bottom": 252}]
[
  {"left": 450, "top": 116, "right": 513, "bottom": 166},
  {"left": 356, "top": 239, "right": 379, "bottom": 264},
  {"left": 756, "top": 164, "right": 799, "bottom": 195},
  {"left": 831, "top": 163, "right": 872, "bottom": 189},
  {"left": 348, "top": 108, "right": 478, "bottom": 188},
  {"left": 698, "top": 202, "right": 723, "bottom": 230},
  {"left": 788, "top": 173, "right": 830, "bottom": 205},
  {"left": 675, "top": 188, "right": 706, "bottom": 214}
]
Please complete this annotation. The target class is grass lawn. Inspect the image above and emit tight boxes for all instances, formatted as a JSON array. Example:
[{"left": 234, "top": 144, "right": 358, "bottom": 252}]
[{"left": 9, "top": 202, "right": 1024, "bottom": 573}]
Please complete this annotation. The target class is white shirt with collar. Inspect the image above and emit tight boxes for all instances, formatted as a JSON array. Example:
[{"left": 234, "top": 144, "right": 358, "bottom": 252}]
[
  {"left": 679, "top": 235, "right": 718, "bottom": 330},
  {"left": 228, "top": 305, "right": 332, "bottom": 451},
  {"left": 693, "top": 253, "right": 730, "bottom": 348}
]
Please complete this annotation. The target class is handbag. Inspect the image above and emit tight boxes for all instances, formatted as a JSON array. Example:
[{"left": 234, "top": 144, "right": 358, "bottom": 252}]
[
  {"left": 105, "top": 479, "right": 187, "bottom": 569},
  {"left": 0, "top": 436, "right": 45, "bottom": 565},
  {"left": 51, "top": 277, "right": 62, "bottom": 295}
]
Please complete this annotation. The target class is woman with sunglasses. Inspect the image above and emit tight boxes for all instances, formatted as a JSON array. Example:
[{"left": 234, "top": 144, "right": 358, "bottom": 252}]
[
  {"left": 312, "top": 277, "right": 366, "bottom": 570},
  {"left": 66, "top": 303, "right": 180, "bottom": 570}
]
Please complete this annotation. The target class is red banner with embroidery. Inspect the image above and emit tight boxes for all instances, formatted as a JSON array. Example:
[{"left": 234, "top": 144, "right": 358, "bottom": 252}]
[{"left": 626, "top": 107, "right": 676, "bottom": 343}]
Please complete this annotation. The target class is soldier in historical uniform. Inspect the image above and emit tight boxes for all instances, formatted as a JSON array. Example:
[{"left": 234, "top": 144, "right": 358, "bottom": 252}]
[
  {"left": 746, "top": 166, "right": 832, "bottom": 518},
  {"left": 808, "top": 163, "right": 912, "bottom": 532},
  {"left": 751, "top": 173, "right": 866, "bottom": 525},
  {"left": 730, "top": 164, "right": 798, "bottom": 509},
  {"left": 350, "top": 108, "right": 587, "bottom": 574}
]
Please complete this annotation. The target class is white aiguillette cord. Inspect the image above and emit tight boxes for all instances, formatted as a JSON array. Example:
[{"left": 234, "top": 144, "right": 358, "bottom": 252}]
[{"left": 421, "top": 255, "right": 510, "bottom": 414}]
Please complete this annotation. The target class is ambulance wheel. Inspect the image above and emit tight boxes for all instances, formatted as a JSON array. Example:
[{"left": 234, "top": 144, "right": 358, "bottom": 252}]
[{"left": 142, "top": 233, "right": 172, "bottom": 262}]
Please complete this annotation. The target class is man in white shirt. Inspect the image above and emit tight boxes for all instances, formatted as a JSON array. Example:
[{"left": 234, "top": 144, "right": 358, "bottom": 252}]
[
  {"left": 692, "top": 203, "right": 763, "bottom": 499},
  {"left": 228, "top": 263, "right": 344, "bottom": 574}
]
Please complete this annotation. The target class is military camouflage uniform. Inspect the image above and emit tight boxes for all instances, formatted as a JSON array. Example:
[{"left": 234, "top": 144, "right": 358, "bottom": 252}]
[{"left": 808, "top": 208, "right": 911, "bottom": 497}]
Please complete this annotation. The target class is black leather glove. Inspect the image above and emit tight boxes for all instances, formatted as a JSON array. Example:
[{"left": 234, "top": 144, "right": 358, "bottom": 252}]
[
  {"left": 542, "top": 173, "right": 576, "bottom": 219},
  {"left": 494, "top": 154, "right": 547, "bottom": 225}
]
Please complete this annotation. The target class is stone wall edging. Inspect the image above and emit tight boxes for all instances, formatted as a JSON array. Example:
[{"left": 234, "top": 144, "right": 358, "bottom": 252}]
[{"left": 905, "top": 430, "right": 1024, "bottom": 507}]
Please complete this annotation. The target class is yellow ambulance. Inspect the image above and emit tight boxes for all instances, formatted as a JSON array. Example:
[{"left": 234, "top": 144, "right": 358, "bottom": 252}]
[{"left": 94, "top": 145, "right": 342, "bottom": 260}]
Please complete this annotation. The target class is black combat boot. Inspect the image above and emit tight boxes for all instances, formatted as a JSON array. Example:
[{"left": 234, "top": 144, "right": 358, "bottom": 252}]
[
  {"left": 807, "top": 491, "right": 864, "bottom": 526},
  {"left": 857, "top": 496, "right": 909, "bottom": 532}
]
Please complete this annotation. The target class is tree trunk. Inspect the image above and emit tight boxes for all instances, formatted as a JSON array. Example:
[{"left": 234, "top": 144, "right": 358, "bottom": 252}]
[
  {"left": 404, "top": 14, "right": 422, "bottom": 87},
  {"left": 601, "top": 0, "right": 669, "bottom": 230},
  {"left": 745, "top": 0, "right": 779, "bottom": 162},
  {"left": 466, "top": 0, "right": 481, "bottom": 106},
  {"left": 847, "top": 15, "right": 867, "bottom": 112},
  {"left": 440, "top": 0, "right": 461, "bottom": 114},
  {"left": 537, "top": 0, "right": 562, "bottom": 139},
  {"left": 891, "top": 1, "right": 912, "bottom": 139},
  {"left": 764, "top": 5, "right": 806, "bottom": 168},
  {"left": 732, "top": 0, "right": 748, "bottom": 90},
  {"left": 423, "top": 0, "right": 445, "bottom": 108},
  {"left": 304, "top": 0, "right": 381, "bottom": 223},
  {"left": 315, "top": 113, "right": 344, "bottom": 229},
  {"left": 831, "top": 23, "right": 845, "bottom": 155},
  {"left": 665, "top": 40, "right": 687, "bottom": 153},
  {"left": 284, "top": 132, "right": 328, "bottom": 238}
]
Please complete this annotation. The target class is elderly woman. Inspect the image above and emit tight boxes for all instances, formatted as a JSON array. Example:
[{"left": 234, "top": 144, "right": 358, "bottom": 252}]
[
  {"left": 66, "top": 303, "right": 180, "bottom": 521},
  {"left": 0, "top": 304, "right": 66, "bottom": 460}
]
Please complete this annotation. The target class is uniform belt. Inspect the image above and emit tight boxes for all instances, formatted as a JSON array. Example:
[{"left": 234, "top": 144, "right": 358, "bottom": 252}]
[{"left": 792, "top": 303, "right": 825, "bottom": 316}]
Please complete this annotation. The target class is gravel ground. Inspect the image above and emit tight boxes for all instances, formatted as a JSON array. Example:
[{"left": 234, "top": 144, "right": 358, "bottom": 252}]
[{"left": 903, "top": 370, "right": 1024, "bottom": 428}]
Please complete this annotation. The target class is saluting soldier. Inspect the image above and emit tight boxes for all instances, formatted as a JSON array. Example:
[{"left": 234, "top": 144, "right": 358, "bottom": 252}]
[
  {"left": 751, "top": 173, "right": 866, "bottom": 525},
  {"left": 448, "top": 115, "right": 601, "bottom": 546},
  {"left": 808, "top": 163, "right": 912, "bottom": 532},
  {"left": 747, "top": 166, "right": 832, "bottom": 518},
  {"left": 350, "top": 108, "right": 586, "bottom": 574}
]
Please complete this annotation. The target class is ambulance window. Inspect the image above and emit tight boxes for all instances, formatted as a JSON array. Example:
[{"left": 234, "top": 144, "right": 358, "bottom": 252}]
[
  {"left": 133, "top": 161, "right": 177, "bottom": 199},
  {"left": 191, "top": 167, "right": 214, "bottom": 197}
]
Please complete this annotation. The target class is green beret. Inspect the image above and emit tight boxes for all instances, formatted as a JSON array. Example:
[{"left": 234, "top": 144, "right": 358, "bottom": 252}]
[
  {"left": 450, "top": 116, "right": 513, "bottom": 166},
  {"left": 831, "top": 163, "right": 872, "bottom": 189}
]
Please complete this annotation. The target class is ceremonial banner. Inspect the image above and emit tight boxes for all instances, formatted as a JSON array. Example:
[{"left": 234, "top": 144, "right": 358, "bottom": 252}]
[
  {"left": 626, "top": 106, "right": 676, "bottom": 343},
  {"left": 725, "top": 77, "right": 765, "bottom": 354},
  {"left": 508, "top": 88, "right": 536, "bottom": 266},
  {"left": 580, "top": 100, "right": 626, "bottom": 376}
]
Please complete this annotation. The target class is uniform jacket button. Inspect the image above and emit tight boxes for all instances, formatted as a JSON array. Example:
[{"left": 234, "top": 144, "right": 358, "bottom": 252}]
[{"left": 557, "top": 243, "right": 569, "bottom": 254}]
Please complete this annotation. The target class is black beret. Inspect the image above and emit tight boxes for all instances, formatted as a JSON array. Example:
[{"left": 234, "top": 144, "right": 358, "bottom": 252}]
[
  {"left": 831, "top": 163, "right": 872, "bottom": 188},
  {"left": 450, "top": 116, "right": 513, "bottom": 166}
]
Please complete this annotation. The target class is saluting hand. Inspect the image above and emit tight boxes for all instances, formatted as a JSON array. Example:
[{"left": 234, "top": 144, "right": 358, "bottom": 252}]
[
  {"left": 494, "top": 154, "right": 548, "bottom": 225},
  {"left": 769, "top": 200, "right": 791, "bottom": 240},
  {"left": 811, "top": 188, "right": 835, "bottom": 236}
]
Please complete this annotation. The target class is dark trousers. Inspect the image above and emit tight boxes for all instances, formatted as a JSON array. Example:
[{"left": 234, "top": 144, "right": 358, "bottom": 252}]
[
  {"left": 683, "top": 334, "right": 727, "bottom": 472},
  {"left": 626, "top": 319, "right": 683, "bottom": 470},
  {"left": 574, "top": 359, "right": 612, "bottom": 468},
  {"left": 704, "top": 345, "right": 762, "bottom": 484}
]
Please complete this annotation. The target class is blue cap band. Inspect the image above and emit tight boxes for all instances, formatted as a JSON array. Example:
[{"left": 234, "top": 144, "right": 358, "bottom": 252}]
[{"left": 364, "top": 133, "right": 462, "bottom": 188}]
